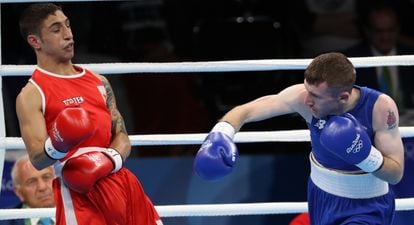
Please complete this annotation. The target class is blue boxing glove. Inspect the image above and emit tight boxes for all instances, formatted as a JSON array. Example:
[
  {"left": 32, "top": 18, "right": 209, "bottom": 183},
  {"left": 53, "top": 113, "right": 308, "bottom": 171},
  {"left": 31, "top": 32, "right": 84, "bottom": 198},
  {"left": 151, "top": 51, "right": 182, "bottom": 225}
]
[
  {"left": 194, "top": 122, "right": 239, "bottom": 181},
  {"left": 320, "top": 113, "right": 384, "bottom": 172}
]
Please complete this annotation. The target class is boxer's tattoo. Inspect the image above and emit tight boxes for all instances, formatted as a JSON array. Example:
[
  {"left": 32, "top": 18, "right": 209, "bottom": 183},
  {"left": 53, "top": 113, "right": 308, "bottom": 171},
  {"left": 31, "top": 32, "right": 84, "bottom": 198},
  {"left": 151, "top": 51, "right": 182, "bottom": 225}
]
[
  {"left": 111, "top": 115, "right": 128, "bottom": 136},
  {"left": 101, "top": 76, "right": 128, "bottom": 136},
  {"left": 386, "top": 110, "right": 397, "bottom": 130}
]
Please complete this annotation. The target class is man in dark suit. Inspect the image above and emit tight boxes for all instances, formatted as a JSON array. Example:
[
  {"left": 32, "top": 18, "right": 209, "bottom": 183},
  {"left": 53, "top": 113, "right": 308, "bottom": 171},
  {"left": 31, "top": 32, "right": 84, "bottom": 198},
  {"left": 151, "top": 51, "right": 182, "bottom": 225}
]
[
  {"left": 343, "top": 0, "right": 414, "bottom": 111},
  {"left": 3, "top": 155, "right": 55, "bottom": 225},
  {"left": 345, "top": 3, "right": 414, "bottom": 225}
]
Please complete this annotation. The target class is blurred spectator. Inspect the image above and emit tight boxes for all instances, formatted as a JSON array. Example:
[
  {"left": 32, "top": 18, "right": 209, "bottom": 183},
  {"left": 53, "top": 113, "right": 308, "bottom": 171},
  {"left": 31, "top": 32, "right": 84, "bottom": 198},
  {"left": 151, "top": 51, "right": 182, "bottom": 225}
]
[
  {"left": 345, "top": 3, "right": 414, "bottom": 225},
  {"left": 291, "top": 0, "right": 361, "bottom": 57},
  {"left": 343, "top": 0, "right": 414, "bottom": 113},
  {"left": 121, "top": 27, "right": 211, "bottom": 156},
  {"left": 394, "top": 0, "right": 414, "bottom": 49},
  {"left": 4, "top": 154, "right": 56, "bottom": 225}
]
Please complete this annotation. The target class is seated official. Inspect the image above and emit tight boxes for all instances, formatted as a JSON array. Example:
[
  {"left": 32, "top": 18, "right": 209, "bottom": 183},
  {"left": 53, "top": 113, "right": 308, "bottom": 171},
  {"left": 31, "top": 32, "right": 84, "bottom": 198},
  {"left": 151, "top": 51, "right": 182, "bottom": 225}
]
[
  {"left": 343, "top": 1, "right": 414, "bottom": 111},
  {"left": 6, "top": 154, "right": 56, "bottom": 225}
]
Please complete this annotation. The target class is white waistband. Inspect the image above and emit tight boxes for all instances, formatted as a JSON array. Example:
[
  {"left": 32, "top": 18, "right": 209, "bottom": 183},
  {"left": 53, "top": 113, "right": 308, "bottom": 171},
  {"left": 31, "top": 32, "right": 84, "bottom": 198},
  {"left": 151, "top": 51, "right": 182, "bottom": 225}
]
[{"left": 310, "top": 153, "right": 388, "bottom": 199}]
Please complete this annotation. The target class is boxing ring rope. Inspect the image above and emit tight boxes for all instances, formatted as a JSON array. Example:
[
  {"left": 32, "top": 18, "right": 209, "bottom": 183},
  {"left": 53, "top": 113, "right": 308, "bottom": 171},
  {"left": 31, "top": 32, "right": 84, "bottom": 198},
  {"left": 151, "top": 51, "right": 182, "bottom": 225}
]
[
  {"left": 1, "top": 55, "right": 414, "bottom": 220},
  {"left": 2, "top": 197, "right": 414, "bottom": 220},
  {"left": 3, "top": 55, "right": 414, "bottom": 76},
  {"left": 1, "top": 0, "right": 414, "bottom": 215},
  {"left": 2, "top": 127, "right": 414, "bottom": 148},
  {"left": 1, "top": 1, "right": 414, "bottom": 224}
]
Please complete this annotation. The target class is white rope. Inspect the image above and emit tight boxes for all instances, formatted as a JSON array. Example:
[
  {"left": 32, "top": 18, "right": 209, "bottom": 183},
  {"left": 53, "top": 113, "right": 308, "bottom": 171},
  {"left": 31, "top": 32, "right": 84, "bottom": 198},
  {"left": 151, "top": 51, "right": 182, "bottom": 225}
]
[
  {"left": 2, "top": 127, "right": 414, "bottom": 148},
  {"left": 2, "top": 55, "right": 414, "bottom": 76},
  {"left": 1, "top": 53, "right": 414, "bottom": 220},
  {"left": 1, "top": 198, "right": 413, "bottom": 220}
]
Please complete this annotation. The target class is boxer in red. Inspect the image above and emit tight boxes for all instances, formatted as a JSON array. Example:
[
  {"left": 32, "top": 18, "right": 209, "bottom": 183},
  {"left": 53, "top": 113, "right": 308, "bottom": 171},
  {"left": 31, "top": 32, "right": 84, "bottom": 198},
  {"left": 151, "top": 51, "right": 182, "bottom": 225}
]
[{"left": 16, "top": 3, "right": 162, "bottom": 225}]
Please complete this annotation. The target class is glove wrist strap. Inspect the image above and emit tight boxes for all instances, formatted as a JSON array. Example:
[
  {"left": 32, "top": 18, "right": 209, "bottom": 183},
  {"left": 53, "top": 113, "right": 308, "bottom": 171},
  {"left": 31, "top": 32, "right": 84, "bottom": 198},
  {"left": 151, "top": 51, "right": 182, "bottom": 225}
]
[
  {"left": 101, "top": 148, "right": 123, "bottom": 173},
  {"left": 211, "top": 121, "right": 235, "bottom": 139},
  {"left": 44, "top": 138, "right": 67, "bottom": 160},
  {"left": 356, "top": 146, "right": 384, "bottom": 173}
]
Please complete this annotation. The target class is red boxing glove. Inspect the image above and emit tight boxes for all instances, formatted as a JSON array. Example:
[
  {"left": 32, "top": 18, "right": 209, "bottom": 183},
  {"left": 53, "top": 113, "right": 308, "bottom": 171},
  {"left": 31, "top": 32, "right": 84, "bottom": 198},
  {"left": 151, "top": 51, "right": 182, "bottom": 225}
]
[
  {"left": 44, "top": 107, "right": 95, "bottom": 160},
  {"left": 289, "top": 213, "right": 310, "bottom": 225},
  {"left": 62, "top": 148, "right": 123, "bottom": 194}
]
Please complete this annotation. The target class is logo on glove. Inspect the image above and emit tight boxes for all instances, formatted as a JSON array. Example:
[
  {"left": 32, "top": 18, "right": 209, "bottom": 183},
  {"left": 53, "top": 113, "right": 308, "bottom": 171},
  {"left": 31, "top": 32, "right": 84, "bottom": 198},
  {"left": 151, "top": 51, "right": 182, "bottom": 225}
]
[
  {"left": 86, "top": 152, "right": 104, "bottom": 164},
  {"left": 52, "top": 122, "right": 64, "bottom": 143},
  {"left": 231, "top": 151, "right": 237, "bottom": 162},
  {"left": 346, "top": 133, "right": 363, "bottom": 154},
  {"left": 200, "top": 139, "right": 213, "bottom": 152},
  {"left": 314, "top": 119, "right": 326, "bottom": 130}
]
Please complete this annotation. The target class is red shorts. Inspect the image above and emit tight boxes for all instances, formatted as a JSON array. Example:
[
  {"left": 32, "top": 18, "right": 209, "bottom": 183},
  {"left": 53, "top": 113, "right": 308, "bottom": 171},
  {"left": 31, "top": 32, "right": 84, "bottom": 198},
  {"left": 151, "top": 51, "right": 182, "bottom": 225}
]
[{"left": 53, "top": 168, "right": 162, "bottom": 225}]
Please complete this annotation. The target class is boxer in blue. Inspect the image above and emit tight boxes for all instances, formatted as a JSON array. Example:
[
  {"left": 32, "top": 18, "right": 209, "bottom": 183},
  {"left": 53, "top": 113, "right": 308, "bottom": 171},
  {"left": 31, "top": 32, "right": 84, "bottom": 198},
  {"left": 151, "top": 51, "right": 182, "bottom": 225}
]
[{"left": 194, "top": 52, "right": 404, "bottom": 225}]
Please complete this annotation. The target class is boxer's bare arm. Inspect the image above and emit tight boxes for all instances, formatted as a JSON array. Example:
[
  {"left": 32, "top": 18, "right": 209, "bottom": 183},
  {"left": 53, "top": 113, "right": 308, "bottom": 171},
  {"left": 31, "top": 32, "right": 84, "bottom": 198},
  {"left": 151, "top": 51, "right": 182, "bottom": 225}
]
[
  {"left": 372, "top": 94, "right": 404, "bottom": 184},
  {"left": 220, "top": 84, "right": 310, "bottom": 131},
  {"left": 99, "top": 75, "right": 131, "bottom": 161},
  {"left": 16, "top": 83, "right": 55, "bottom": 169}
]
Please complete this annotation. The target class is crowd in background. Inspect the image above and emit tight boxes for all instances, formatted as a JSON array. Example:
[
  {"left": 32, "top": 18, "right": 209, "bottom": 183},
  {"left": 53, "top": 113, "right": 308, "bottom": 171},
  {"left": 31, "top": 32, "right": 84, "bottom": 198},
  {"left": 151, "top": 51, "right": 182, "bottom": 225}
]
[
  {"left": 2, "top": 1, "right": 414, "bottom": 224},
  {"left": 2, "top": 0, "right": 414, "bottom": 157}
]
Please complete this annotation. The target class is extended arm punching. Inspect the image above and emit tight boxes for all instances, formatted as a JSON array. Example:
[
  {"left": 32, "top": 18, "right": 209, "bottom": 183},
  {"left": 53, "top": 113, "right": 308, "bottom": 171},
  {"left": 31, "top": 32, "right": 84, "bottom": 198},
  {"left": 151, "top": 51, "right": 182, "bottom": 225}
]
[
  {"left": 194, "top": 85, "right": 307, "bottom": 180},
  {"left": 194, "top": 122, "right": 238, "bottom": 180}
]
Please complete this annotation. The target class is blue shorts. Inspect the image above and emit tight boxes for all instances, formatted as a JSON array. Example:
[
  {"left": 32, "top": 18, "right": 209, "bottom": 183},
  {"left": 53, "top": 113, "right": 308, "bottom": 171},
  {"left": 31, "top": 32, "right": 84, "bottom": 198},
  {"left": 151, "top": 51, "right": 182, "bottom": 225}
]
[{"left": 308, "top": 179, "right": 395, "bottom": 225}]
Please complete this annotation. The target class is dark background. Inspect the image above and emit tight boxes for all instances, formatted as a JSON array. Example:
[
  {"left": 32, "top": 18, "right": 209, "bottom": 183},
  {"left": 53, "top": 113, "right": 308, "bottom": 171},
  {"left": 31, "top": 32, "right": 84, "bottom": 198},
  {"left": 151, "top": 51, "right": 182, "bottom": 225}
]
[
  {"left": 1, "top": 0, "right": 312, "bottom": 155},
  {"left": 2, "top": 1, "right": 414, "bottom": 224}
]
